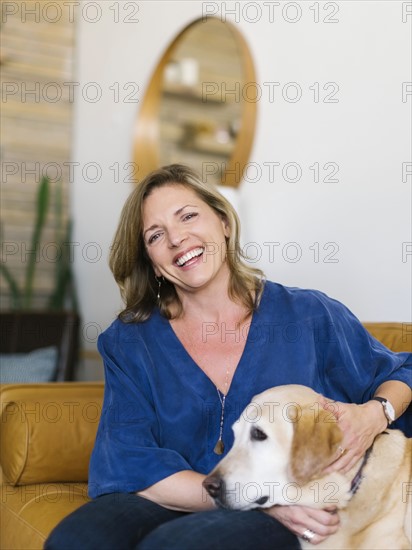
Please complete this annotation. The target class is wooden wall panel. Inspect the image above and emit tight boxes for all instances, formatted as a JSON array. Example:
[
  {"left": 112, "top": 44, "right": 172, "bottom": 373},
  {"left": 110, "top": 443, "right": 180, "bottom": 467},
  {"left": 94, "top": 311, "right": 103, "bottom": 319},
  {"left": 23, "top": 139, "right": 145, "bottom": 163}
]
[{"left": 1, "top": 2, "right": 75, "bottom": 309}]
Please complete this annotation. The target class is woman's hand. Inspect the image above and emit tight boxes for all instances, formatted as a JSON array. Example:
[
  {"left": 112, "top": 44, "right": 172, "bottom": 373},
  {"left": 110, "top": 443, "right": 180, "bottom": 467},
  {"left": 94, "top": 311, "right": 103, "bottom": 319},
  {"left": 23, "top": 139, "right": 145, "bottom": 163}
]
[
  {"left": 263, "top": 504, "right": 340, "bottom": 545},
  {"left": 319, "top": 381, "right": 411, "bottom": 474},
  {"left": 319, "top": 398, "right": 387, "bottom": 474}
]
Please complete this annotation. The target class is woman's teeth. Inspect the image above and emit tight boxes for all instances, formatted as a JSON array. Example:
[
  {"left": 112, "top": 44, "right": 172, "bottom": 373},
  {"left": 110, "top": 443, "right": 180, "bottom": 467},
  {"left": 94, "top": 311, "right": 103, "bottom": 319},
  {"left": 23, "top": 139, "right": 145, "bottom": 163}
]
[{"left": 176, "top": 247, "right": 204, "bottom": 267}]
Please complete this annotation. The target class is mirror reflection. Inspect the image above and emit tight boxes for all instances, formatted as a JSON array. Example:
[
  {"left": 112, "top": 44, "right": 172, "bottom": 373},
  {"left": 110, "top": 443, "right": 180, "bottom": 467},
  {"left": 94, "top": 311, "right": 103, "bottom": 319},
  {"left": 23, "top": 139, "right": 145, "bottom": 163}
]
[
  {"left": 158, "top": 18, "right": 243, "bottom": 186},
  {"left": 134, "top": 17, "right": 256, "bottom": 187}
]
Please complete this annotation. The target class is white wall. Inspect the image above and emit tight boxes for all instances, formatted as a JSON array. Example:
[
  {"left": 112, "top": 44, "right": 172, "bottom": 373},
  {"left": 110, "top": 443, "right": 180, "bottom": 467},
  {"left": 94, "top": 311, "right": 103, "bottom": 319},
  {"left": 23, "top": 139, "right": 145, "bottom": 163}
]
[
  {"left": 239, "top": 1, "right": 411, "bottom": 321},
  {"left": 71, "top": 1, "right": 411, "bottom": 362}
]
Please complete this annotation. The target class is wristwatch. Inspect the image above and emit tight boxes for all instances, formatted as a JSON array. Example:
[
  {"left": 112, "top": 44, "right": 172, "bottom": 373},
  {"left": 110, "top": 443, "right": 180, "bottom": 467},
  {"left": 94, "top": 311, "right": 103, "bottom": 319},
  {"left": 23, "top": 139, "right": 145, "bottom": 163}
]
[{"left": 372, "top": 397, "right": 395, "bottom": 426}]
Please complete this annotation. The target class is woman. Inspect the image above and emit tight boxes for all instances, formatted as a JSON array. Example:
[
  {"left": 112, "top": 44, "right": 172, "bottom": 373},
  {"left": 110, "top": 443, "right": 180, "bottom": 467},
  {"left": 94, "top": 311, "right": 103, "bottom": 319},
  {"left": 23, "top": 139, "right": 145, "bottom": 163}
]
[{"left": 46, "top": 164, "right": 411, "bottom": 550}]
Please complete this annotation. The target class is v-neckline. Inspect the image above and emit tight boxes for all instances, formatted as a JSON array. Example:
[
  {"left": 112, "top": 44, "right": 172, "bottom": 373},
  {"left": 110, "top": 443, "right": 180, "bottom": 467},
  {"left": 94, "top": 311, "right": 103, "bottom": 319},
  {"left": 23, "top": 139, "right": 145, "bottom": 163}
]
[{"left": 158, "top": 308, "right": 259, "bottom": 399}]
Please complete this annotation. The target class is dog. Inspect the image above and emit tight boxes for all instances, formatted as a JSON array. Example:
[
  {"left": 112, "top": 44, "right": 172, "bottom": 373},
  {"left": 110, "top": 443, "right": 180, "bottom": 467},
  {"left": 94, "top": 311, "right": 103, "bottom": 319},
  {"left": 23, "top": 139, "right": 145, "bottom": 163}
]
[{"left": 203, "top": 385, "right": 412, "bottom": 549}]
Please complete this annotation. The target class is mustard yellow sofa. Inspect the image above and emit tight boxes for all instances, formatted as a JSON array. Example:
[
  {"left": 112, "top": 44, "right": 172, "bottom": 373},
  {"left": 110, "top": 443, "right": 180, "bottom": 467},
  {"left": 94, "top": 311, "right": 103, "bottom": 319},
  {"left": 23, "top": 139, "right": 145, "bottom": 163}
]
[
  {"left": 0, "top": 383, "right": 104, "bottom": 549},
  {"left": 0, "top": 323, "right": 410, "bottom": 550}
]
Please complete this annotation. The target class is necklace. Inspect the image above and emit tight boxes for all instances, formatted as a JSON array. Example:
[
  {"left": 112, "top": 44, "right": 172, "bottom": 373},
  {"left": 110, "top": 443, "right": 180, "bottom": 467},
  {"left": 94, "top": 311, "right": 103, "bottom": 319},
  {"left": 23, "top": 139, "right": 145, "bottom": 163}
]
[{"left": 213, "top": 368, "right": 230, "bottom": 455}]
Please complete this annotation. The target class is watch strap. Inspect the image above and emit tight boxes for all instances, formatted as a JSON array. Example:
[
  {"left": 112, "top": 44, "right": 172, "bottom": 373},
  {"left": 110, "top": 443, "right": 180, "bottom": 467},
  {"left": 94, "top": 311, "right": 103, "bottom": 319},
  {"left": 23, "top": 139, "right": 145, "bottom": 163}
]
[
  {"left": 371, "top": 397, "right": 393, "bottom": 425},
  {"left": 371, "top": 396, "right": 386, "bottom": 404}
]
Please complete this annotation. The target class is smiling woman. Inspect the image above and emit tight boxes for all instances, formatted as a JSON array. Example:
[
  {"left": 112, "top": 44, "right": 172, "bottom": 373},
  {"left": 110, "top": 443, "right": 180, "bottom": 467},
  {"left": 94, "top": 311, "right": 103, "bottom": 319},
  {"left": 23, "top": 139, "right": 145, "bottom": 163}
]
[{"left": 45, "top": 164, "right": 411, "bottom": 550}]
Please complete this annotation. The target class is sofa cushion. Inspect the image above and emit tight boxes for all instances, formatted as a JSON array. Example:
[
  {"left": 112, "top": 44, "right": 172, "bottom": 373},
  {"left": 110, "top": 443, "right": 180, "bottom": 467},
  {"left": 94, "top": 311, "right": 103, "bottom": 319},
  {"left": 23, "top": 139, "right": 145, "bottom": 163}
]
[
  {"left": 0, "top": 383, "right": 104, "bottom": 486},
  {"left": 0, "top": 346, "right": 58, "bottom": 383},
  {"left": 0, "top": 482, "right": 90, "bottom": 549}
]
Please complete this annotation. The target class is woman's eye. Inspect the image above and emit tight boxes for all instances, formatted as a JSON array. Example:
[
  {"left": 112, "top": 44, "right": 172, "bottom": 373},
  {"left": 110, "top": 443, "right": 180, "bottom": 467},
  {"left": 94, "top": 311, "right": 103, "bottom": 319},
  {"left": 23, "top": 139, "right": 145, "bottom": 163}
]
[
  {"left": 148, "top": 233, "right": 161, "bottom": 245},
  {"left": 182, "top": 212, "right": 198, "bottom": 222}
]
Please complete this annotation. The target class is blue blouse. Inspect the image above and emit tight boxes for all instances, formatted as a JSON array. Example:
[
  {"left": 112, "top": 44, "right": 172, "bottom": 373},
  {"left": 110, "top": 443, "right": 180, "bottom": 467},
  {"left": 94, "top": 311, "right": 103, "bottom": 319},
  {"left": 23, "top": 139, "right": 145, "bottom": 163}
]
[{"left": 88, "top": 282, "right": 412, "bottom": 498}]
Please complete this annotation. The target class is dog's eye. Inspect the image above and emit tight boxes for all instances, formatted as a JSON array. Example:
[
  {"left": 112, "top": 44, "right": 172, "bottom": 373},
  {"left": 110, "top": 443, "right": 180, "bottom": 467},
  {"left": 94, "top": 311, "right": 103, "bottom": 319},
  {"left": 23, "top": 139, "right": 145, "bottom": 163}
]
[{"left": 250, "top": 426, "right": 267, "bottom": 441}]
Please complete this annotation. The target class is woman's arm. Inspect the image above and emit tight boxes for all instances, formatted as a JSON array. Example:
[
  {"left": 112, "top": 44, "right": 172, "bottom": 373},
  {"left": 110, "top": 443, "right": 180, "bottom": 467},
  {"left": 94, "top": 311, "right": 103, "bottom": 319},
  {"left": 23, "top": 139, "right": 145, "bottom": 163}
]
[
  {"left": 140, "top": 473, "right": 341, "bottom": 546},
  {"left": 138, "top": 470, "right": 216, "bottom": 512}
]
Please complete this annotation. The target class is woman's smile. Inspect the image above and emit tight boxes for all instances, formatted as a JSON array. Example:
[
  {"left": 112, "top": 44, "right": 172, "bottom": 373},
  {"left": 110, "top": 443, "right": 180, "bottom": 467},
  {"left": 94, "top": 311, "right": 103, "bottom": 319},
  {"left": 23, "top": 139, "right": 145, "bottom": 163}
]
[{"left": 174, "top": 246, "right": 204, "bottom": 268}]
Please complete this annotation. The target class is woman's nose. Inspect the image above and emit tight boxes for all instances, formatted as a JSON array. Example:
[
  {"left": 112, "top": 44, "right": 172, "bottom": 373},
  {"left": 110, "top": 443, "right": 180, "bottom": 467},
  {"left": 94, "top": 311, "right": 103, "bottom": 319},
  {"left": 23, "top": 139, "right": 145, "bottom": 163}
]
[{"left": 167, "top": 227, "right": 187, "bottom": 248}]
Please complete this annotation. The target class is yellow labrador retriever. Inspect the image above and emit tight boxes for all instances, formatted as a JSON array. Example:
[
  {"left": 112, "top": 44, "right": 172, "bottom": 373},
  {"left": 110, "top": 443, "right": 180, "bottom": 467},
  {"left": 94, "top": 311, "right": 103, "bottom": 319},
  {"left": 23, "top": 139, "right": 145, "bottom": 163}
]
[{"left": 203, "top": 385, "right": 412, "bottom": 550}]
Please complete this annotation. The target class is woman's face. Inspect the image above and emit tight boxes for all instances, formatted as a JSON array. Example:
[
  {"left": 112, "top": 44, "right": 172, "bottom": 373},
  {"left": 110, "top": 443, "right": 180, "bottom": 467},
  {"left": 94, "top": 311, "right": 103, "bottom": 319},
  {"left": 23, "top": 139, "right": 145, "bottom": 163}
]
[{"left": 142, "top": 184, "right": 230, "bottom": 295}]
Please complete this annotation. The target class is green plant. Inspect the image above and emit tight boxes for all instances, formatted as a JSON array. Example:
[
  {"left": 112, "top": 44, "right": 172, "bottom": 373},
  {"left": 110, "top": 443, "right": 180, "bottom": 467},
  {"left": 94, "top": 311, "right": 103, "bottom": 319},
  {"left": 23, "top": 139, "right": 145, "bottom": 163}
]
[{"left": 0, "top": 176, "right": 78, "bottom": 311}]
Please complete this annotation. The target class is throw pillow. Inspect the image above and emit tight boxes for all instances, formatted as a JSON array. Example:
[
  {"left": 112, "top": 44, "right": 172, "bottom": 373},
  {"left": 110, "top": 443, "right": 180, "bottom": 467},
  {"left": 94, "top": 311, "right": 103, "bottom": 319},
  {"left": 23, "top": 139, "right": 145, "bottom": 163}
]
[{"left": 0, "top": 346, "right": 58, "bottom": 383}]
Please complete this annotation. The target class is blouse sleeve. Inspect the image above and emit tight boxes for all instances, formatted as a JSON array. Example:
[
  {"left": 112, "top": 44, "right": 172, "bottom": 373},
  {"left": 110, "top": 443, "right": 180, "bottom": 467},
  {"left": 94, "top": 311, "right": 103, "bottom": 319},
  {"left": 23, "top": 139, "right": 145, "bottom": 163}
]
[
  {"left": 313, "top": 292, "right": 412, "bottom": 435},
  {"left": 88, "top": 322, "right": 193, "bottom": 498}
]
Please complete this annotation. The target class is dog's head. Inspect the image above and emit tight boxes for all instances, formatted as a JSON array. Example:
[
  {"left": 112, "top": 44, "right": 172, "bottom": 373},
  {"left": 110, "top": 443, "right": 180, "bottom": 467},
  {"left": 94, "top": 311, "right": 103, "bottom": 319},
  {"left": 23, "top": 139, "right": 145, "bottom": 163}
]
[{"left": 203, "top": 385, "right": 344, "bottom": 510}]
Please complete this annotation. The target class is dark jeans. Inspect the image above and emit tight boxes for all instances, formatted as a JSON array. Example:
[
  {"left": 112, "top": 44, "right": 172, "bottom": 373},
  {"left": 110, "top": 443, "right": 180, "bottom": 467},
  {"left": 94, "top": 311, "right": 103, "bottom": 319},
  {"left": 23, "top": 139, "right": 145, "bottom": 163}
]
[{"left": 44, "top": 493, "right": 300, "bottom": 550}]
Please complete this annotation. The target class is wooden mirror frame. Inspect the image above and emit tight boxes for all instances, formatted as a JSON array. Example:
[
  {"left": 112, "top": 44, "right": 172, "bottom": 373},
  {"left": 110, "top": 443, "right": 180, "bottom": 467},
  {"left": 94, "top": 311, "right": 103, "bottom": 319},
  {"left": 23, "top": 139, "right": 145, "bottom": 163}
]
[{"left": 133, "top": 17, "right": 257, "bottom": 188}]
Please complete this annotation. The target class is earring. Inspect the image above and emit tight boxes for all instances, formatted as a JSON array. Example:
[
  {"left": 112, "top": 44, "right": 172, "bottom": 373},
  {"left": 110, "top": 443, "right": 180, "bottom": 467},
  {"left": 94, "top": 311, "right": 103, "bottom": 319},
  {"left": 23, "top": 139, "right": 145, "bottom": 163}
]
[{"left": 155, "top": 276, "right": 162, "bottom": 301}]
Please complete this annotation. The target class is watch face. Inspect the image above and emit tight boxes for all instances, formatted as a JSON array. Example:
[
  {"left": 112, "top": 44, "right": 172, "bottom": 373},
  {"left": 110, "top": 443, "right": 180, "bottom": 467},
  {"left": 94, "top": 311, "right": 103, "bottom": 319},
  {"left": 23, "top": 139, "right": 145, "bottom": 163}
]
[{"left": 383, "top": 400, "right": 395, "bottom": 422}]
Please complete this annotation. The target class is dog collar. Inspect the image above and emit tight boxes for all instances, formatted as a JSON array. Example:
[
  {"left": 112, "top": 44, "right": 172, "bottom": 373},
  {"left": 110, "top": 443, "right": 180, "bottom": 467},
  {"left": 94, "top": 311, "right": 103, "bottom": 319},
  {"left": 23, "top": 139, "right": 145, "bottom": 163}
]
[
  {"left": 349, "top": 433, "right": 388, "bottom": 496},
  {"left": 349, "top": 446, "right": 373, "bottom": 495}
]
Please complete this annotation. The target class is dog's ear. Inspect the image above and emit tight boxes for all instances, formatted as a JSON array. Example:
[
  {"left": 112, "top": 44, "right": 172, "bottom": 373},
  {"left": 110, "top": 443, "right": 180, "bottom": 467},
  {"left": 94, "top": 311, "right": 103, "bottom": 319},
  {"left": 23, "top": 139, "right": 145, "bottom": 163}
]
[{"left": 289, "top": 405, "right": 343, "bottom": 485}]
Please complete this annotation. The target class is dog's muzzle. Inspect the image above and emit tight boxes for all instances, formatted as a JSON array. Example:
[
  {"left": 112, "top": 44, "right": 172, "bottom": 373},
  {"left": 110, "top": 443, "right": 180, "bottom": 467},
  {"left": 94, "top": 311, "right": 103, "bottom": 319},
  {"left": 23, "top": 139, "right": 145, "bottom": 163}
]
[
  {"left": 203, "top": 474, "right": 226, "bottom": 505},
  {"left": 203, "top": 475, "right": 270, "bottom": 508}
]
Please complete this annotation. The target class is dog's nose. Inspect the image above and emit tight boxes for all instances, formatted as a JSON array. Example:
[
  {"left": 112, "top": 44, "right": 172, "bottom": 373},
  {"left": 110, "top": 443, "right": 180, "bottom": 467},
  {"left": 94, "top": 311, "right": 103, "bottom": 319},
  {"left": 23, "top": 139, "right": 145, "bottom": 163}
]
[{"left": 203, "top": 475, "right": 224, "bottom": 499}]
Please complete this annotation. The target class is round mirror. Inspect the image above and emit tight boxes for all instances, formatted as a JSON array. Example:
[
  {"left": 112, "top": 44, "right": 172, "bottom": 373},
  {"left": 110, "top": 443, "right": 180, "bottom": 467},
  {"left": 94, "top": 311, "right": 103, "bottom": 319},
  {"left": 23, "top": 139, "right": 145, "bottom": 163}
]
[{"left": 133, "top": 17, "right": 256, "bottom": 187}]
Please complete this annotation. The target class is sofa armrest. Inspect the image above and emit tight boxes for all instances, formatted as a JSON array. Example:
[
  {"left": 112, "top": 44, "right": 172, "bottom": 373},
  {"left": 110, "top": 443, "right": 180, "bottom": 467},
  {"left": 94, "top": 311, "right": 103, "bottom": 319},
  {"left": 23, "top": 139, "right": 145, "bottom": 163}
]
[
  {"left": 0, "top": 383, "right": 104, "bottom": 485},
  {"left": 363, "top": 323, "right": 412, "bottom": 353}
]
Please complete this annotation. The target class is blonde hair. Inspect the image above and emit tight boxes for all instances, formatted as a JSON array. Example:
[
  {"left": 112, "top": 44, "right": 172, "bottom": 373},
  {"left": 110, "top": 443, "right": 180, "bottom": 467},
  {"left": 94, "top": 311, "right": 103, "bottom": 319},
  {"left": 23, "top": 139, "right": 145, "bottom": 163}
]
[{"left": 109, "top": 164, "right": 265, "bottom": 322}]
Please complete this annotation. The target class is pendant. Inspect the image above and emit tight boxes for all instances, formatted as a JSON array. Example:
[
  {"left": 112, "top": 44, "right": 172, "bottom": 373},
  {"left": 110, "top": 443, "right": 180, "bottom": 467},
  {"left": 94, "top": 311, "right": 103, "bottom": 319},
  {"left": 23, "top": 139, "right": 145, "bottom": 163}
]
[{"left": 214, "top": 439, "right": 224, "bottom": 455}]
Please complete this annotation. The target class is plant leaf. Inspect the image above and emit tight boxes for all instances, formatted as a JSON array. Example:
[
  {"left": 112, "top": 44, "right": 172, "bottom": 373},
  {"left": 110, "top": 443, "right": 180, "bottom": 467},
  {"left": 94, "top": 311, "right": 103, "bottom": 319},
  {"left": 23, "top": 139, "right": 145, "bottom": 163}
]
[
  {"left": 0, "top": 262, "right": 22, "bottom": 309},
  {"left": 47, "top": 219, "right": 78, "bottom": 311},
  {"left": 23, "top": 176, "right": 50, "bottom": 309}
]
